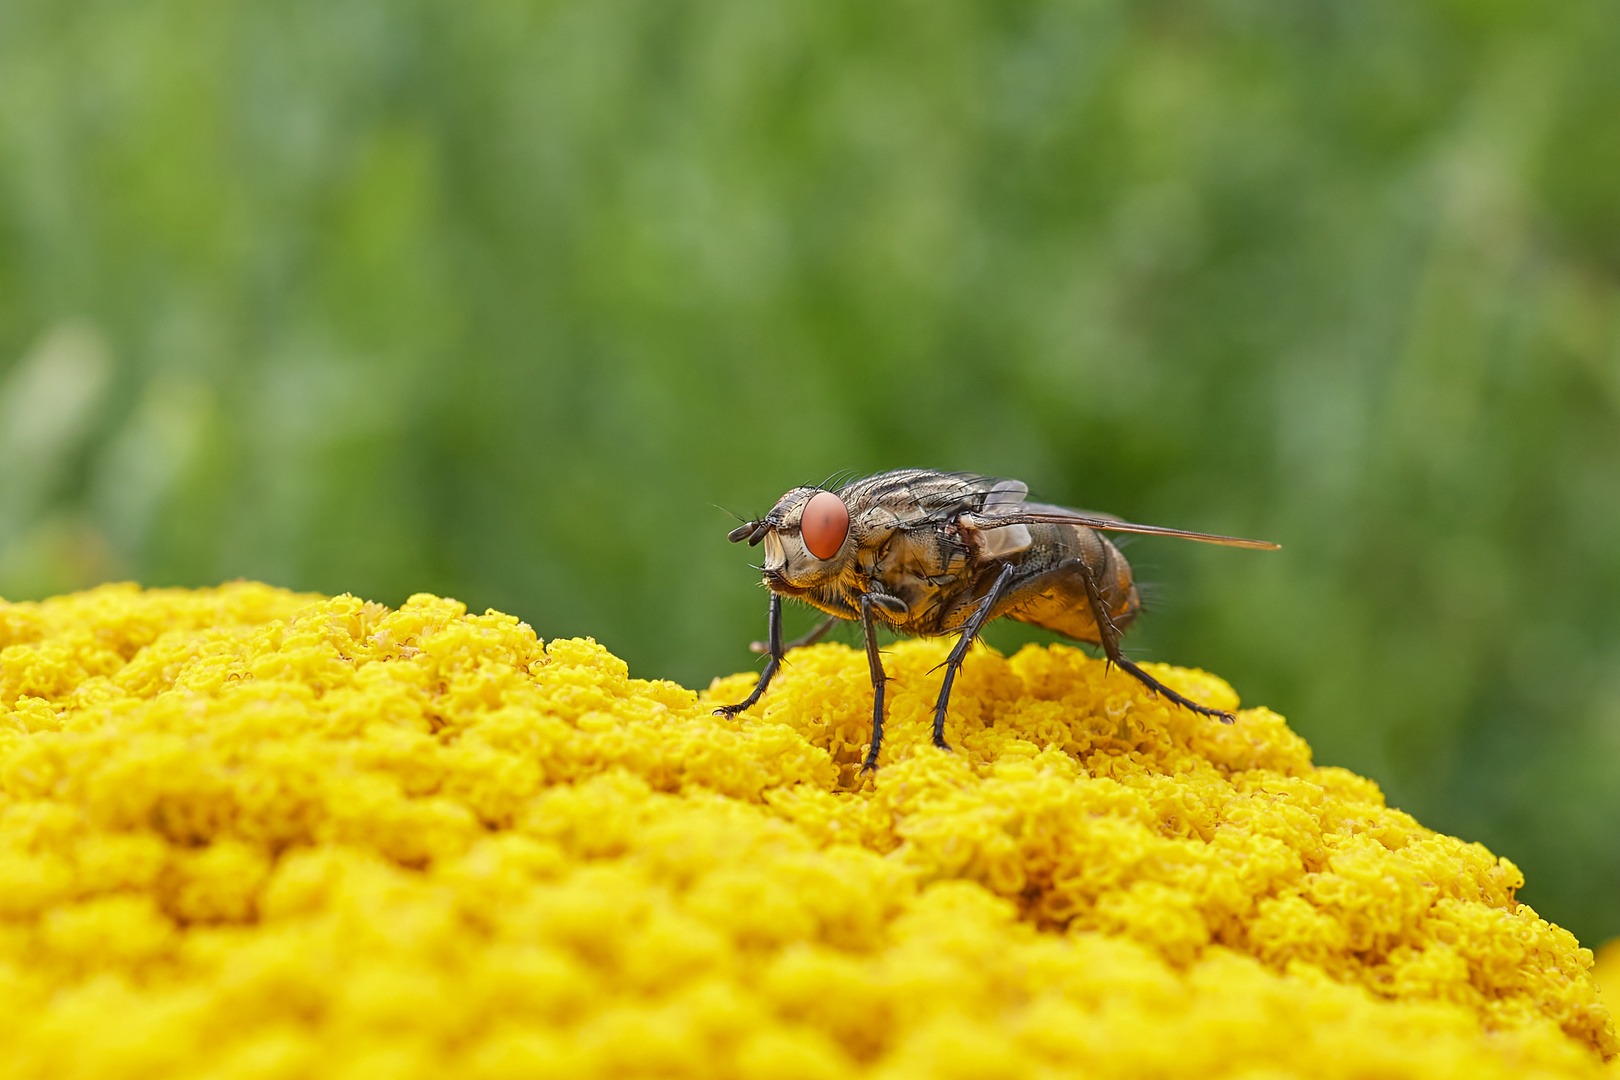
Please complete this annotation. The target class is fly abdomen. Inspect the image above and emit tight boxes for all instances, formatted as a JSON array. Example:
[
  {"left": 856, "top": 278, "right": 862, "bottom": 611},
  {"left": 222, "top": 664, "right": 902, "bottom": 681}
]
[{"left": 997, "top": 523, "right": 1137, "bottom": 644}]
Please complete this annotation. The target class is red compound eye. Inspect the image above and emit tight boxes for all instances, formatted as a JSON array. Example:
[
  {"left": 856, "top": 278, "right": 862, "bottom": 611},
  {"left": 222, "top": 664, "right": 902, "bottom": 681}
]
[{"left": 801, "top": 490, "right": 850, "bottom": 560}]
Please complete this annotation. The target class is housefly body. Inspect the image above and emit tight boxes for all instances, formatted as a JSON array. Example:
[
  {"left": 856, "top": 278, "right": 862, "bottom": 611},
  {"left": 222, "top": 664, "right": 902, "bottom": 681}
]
[{"left": 716, "top": 469, "right": 1278, "bottom": 773}]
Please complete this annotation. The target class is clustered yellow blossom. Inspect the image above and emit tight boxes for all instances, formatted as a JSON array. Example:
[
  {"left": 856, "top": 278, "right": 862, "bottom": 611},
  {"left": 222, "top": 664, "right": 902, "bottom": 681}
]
[{"left": 0, "top": 583, "right": 1612, "bottom": 1079}]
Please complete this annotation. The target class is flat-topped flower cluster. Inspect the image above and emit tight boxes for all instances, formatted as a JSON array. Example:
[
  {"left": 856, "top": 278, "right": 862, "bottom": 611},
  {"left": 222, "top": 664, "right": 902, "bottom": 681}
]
[{"left": 0, "top": 583, "right": 1612, "bottom": 1078}]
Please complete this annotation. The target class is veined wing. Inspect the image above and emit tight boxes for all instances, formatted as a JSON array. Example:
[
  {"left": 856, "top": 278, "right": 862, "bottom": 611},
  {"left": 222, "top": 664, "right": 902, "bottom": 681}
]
[{"left": 959, "top": 505, "right": 1280, "bottom": 550}]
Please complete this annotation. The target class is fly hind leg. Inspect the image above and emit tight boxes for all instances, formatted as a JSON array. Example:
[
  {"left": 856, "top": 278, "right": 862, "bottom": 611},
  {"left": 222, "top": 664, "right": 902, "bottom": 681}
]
[
  {"left": 751, "top": 612, "right": 840, "bottom": 655},
  {"left": 1069, "top": 558, "right": 1235, "bottom": 724}
]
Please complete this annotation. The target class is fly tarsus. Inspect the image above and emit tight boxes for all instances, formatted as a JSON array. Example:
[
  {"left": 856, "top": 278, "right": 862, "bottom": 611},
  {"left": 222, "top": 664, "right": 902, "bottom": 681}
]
[
  {"left": 1106, "top": 653, "right": 1235, "bottom": 724},
  {"left": 713, "top": 661, "right": 775, "bottom": 717}
]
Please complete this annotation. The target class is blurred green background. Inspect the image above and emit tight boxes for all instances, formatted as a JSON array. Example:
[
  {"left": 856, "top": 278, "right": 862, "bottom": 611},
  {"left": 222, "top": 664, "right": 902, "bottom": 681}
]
[{"left": 2, "top": 0, "right": 1618, "bottom": 945}]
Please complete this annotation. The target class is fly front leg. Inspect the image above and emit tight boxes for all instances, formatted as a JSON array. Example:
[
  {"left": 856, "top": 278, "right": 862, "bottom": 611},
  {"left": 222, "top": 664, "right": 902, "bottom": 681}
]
[
  {"left": 1070, "top": 558, "right": 1235, "bottom": 724},
  {"left": 716, "top": 594, "right": 785, "bottom": 717},
  {"left": 932, "top": 563, "right": 1017, "bottom": 751},
  {"left": 860, "top": 594, "right": 889, "bottom": 774}
]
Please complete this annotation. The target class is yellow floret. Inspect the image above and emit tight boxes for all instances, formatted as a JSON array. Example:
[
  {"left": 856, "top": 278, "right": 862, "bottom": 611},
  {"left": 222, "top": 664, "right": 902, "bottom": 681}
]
[{"left": 0, "top": 583, "right": 1613, "bottom": 1078}]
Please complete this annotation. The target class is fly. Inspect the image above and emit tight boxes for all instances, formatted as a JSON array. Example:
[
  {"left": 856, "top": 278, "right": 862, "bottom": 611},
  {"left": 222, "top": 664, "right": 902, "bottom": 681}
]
[{"left": 716, "top": 469, "right": 1279, "bottom": 773}]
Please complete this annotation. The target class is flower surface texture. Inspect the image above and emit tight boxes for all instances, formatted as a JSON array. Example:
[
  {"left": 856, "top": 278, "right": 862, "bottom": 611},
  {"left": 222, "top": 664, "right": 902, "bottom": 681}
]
[{"left": 0, "top": 583, "right": 1614, "bottom": 1078}]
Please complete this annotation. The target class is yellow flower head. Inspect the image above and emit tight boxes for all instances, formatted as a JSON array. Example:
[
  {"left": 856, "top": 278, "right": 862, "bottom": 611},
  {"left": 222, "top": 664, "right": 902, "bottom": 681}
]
[{"left": 0, "top": 583, "right": 1612, "bottom": 1078}]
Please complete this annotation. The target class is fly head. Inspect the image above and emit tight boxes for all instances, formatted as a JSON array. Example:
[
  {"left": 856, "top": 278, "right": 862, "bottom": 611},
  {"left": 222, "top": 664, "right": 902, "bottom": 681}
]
[{"left": 727, "top": 486, "right": 853, "bottom": 595}]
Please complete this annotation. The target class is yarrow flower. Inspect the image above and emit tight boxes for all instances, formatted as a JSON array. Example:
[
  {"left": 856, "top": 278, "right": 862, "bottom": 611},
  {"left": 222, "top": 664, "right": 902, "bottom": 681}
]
[{"left": 0, "top": 583, "right": 1612, "bottom": 1078}]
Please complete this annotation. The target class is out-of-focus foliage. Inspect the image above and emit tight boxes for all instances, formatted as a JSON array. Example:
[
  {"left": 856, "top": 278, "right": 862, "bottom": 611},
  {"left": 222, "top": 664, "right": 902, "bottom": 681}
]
[{"left": 0, "top": 0, "right": 1617, "bottom": 944}]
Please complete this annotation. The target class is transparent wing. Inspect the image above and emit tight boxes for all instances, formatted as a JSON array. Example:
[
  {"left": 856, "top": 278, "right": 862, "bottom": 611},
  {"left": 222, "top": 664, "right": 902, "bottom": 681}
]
[{"left": 959, "top": 509, "right": 1280, "bottom": 550}]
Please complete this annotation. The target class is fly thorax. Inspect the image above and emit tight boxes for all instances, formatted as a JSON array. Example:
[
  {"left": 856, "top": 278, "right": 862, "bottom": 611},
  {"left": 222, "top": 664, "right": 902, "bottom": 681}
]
[{"left": 870, "top": 531, "right": 956, "bottom": 615}]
